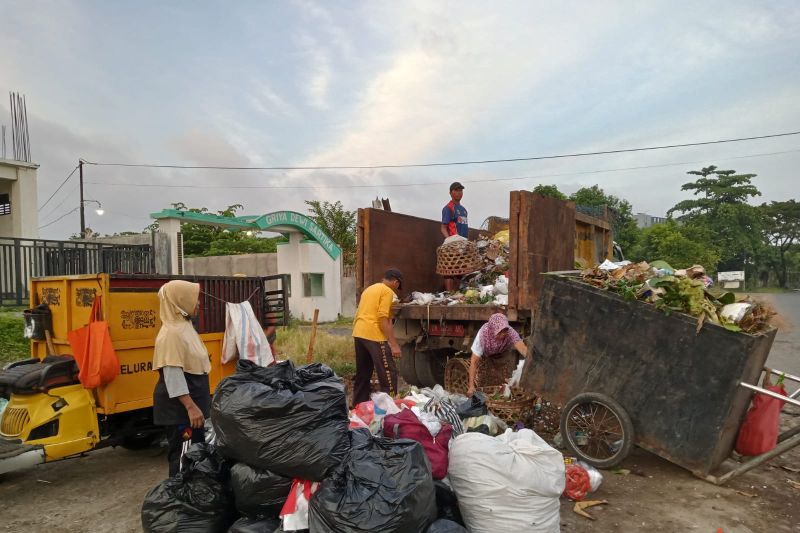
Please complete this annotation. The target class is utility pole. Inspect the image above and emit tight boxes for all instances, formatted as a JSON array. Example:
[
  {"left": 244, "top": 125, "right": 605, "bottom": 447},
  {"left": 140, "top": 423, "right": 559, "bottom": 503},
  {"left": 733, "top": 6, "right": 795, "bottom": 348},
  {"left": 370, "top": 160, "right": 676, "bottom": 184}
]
[{"left": 79, "top": 159, "right": 85, "bottom": 237}]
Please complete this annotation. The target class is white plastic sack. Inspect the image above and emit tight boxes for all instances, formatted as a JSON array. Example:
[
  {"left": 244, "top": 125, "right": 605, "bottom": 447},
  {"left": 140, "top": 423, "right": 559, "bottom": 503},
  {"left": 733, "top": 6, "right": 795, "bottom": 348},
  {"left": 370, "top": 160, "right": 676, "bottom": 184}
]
[
  {"left": 493, "top": 294, "right": 508, "bottom": 306},
  {"left": 371, "top": 392, "right": 401, "bottom": 416},
  {"left": 448, "top": 429, "right": 565, "bottom": 533},
  {"left": 720, "top": 302, "right": 753, "bottom": 324},
  {"left": 412, "top": 406, "right": 442, "bottom": 437},
  {"left": 412, "top": 292, "right": 436, "bottom": 305},
  {"left": 494, "top": 275, "right": 509, "bottom": 295},
  {"left": 221, "top": 301, "right": 274, "bottom": 366},
  {"left": 508, "top": 360, "right": 525, "bottom": 387}
]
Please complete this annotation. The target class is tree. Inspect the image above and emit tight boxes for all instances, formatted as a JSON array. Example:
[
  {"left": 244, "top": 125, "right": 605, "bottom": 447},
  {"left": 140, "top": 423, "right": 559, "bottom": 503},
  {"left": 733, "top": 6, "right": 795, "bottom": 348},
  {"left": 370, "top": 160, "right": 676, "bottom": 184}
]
[
  {"left": 667, "top": 166, "right": 762, "bottom": 271},
  {"left": 150, "top": 202, "right": 278, "bottom": 257},
  {"left": 628, "top": 219, "right": 720, "bottom": 272},
  {"left": 760, "top": 199, "right": 800, "bottom": 288},
  {"left": 305, "top": 200, "right": 356, "bottom": 265},
  {"left": 532, "top": 184, "right": 567, "bottom": 200},
  {"left": 569, "top": 185, "right": 640, "bottom": 254}
]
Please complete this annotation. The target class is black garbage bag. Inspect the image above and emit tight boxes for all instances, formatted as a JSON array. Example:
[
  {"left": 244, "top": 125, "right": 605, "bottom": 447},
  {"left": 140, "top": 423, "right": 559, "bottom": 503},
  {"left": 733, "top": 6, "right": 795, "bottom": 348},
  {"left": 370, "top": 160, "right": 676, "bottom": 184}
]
[
  {"left": 230, "top": 463, "right": 293, "bottom": 518},
  {"left": 228, "top": 516, "right": 281, "bottom": 533},
  {"left": 434, "top": 481, "right": 464, "bottom": 525},
  {"left": 211, "top": 360, "right": 350, "bottom": 480},
  {"left": 141, "top": 443, "right": 235, "bottom": 533},
  {"left": 427, "top": 519, "right": 468, "bottom": 533},
  {"left": 308, "top": 433, "right": 436, "bottom": 533},
  {"left": 456, "top": 392, "right": 487, "bottom": 419}
]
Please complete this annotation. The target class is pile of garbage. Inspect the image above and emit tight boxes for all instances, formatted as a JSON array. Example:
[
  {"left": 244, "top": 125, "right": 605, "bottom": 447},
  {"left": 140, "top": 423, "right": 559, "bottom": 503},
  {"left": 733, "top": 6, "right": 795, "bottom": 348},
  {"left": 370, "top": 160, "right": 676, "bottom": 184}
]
[
  {"left": 141, "top": 358, "right": 590, "bottom": 533},
  {"left": 579, "top": 260, "right": 775, "bottom": 333},
  {"left": 407, "top": 230, "right": 512, "bottom": 307}
]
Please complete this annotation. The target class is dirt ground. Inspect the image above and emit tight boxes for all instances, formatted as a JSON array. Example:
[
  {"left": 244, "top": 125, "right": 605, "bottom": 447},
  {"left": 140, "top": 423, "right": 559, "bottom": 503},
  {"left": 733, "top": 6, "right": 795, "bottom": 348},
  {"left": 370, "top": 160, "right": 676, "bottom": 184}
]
[{"left": 1, "top": 294, "right": 799, "bottom": 532}]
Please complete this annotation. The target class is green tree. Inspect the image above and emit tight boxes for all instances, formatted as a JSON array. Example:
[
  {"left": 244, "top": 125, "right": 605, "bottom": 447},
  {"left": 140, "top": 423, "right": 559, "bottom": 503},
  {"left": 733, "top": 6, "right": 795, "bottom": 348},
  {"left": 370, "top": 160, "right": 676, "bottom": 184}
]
[
  {"left": 305, "top": 200, "right": 356, "bottom": 265},
  {"left": 569, "top": 185, "right": 640, "bottom": 254},
  {"left": 667, "top": 166, "right": 762, "bottom": 271},
  {"left": 760, "top": 199, "right": 800, "bottom": 288},
  {"left": 151, "top": 202, "right": 278, "bottom": 257},
  {"left": 629, "top": 219, "right": 720, "bottom": 272},
  {"left": 532, "top": 184, "right": 567, "bottom": 200}
]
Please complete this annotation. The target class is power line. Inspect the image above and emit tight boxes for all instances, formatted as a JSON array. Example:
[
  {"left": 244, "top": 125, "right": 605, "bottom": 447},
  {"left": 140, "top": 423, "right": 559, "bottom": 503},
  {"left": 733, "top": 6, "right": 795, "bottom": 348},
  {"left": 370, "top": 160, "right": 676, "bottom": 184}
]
[
  {"left": 38, "top": 165, "right": 79, "bottom": 211},
  {"left": 41, "top": 184, "right": 79, "bottom": 220},
  {"left": 80, "top": 130, "right": 800, "bottom": 171},
  {"left": 84, "top": 148, "right": 800, "bottom": 190},
  {"left": 39, "top": 206, "right": 79, "bottom": 229}
]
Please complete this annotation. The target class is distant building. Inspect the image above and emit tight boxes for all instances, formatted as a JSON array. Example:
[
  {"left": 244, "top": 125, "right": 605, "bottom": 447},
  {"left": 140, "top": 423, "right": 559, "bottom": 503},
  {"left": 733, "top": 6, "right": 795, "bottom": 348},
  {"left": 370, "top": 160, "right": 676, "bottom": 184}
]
[
  {"left": 0, "top": 158, "right": 39, "bottom": 238},
  {"left": 635, "top": 212, "right": 667, "bottom": 229}
]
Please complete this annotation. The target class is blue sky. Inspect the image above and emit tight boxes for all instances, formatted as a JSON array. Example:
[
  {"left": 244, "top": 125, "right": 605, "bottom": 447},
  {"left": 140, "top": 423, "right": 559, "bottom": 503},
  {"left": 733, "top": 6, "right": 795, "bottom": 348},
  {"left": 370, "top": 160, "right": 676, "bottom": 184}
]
[{"left": 1, "top": 1, "right": 799, "bottom": 239}]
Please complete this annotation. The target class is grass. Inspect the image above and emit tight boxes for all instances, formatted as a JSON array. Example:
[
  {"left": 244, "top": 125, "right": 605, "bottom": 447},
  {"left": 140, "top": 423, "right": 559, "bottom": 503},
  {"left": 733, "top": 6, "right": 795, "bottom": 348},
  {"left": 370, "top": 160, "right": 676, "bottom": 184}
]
[
  {"left": 274, "top": 320, "right": 356, "bottom": 376},
  {"left": 0, "top": 307, "right": 28, "bottom": 366}
]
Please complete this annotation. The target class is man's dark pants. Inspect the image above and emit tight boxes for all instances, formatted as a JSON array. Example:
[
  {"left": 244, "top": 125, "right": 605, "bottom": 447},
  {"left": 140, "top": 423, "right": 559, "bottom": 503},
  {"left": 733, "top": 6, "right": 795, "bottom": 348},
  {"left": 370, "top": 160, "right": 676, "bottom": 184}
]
[{"left": 352, "top": 337, "right": 398, "bottom": 406}]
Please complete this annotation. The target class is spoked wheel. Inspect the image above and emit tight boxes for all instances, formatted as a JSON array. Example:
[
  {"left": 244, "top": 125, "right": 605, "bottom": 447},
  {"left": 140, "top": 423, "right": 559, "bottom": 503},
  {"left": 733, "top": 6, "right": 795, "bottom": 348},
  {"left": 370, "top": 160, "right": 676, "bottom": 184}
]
[{"left": 560, "top": 392, "right": 634, "bottom": 469}]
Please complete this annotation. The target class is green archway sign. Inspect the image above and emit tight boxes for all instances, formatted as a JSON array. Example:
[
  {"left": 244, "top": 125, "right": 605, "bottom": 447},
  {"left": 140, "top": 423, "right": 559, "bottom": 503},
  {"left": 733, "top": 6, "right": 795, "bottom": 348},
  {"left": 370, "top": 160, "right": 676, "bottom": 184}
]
[{"left": 150, "top": 209, "right": 341, "bottom": 260}]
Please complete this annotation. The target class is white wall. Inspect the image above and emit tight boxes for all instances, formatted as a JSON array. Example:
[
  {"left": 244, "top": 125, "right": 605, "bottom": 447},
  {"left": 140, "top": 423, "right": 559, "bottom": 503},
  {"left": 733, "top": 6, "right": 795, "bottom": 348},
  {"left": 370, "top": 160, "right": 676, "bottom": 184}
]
[
  {"left": 0, "top": 159, "right": 39, "bottom": 238},
  {"left": 277, "top": 232, "right": 342, "bottom": 322}
]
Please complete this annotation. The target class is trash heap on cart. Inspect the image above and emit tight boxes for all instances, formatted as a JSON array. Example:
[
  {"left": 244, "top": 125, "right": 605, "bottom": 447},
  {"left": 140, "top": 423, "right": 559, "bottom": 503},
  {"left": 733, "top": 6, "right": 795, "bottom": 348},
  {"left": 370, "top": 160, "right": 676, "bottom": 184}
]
[{"left": 140, "top": 357, "right": 602, "bottom": 533}]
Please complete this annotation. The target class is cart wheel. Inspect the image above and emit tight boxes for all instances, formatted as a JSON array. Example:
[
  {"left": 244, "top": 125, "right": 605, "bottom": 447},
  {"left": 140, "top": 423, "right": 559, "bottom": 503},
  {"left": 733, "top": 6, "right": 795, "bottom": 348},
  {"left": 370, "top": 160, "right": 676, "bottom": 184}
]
[
  {"left": 560, "top": 392, "right": 634, "bottom": 469},
  {"left": 397, "top": 343, "right": 420, "bottom": 386}
]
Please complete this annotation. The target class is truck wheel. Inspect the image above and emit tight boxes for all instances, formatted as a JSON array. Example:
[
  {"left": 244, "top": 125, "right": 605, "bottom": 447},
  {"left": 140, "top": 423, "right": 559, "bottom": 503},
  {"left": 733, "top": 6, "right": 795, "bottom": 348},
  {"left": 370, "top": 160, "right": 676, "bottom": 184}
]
[
  {"left": 121, "top": 431, "right": 162, "bottom": 450},
  {"left": 397, "top": 343, "right": 420, "bottom": 386},
  {"left": 415, "top": 350, "right": 447, "bottom": 388},
  {"left": 560, "top": 392, "right": 634, "bottom": 469}
]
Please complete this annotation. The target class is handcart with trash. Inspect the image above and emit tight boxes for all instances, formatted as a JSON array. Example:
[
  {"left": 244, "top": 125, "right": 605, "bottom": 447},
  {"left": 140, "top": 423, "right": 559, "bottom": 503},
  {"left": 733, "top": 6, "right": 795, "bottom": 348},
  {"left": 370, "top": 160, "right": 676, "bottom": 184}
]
[{"left": 521, "top": 273, "right": 800, "bottom": 485}]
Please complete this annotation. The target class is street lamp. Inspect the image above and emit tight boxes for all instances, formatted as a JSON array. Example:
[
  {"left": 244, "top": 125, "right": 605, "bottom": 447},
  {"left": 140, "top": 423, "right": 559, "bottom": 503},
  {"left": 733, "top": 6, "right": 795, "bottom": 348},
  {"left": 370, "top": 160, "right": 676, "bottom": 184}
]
[{"left": 85, "top": 199, "right": 104, "bottom": 216}]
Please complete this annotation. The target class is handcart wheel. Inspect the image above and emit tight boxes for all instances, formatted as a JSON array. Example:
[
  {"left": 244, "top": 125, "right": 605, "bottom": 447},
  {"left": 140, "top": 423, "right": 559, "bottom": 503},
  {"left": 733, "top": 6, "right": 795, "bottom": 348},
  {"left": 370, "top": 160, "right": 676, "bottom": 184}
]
[{"left": 560, "top": 392, "right": 634, "bottom": 469}]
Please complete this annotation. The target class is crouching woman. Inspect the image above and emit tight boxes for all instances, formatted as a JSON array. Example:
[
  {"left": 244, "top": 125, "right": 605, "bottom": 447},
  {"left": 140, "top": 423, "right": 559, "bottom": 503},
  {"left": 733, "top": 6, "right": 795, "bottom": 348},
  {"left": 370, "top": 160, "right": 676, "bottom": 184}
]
[
  {"left": 152, "top": 280, "right": 211, "bottom": 476},
  {"left": 467, "top": 313, "right": 527, "bottom": 396}
]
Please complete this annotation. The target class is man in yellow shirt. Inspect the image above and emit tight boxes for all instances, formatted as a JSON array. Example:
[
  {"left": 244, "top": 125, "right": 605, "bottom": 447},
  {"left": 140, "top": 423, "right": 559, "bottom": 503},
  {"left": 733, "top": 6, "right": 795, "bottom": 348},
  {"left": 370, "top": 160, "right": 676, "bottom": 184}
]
[{"left": 352, "top": 268, "right": 403, "bottom": 405}]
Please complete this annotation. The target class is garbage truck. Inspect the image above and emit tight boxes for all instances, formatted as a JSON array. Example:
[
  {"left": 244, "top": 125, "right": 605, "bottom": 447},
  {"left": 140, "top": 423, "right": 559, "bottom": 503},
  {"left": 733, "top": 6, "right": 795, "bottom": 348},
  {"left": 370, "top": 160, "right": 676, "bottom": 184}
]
[
  {"left": 356, "top": 190, "right": 614, "bottom": 388},
  {"left": 0, "top": 273, "right": 288, "bottom": 475}
]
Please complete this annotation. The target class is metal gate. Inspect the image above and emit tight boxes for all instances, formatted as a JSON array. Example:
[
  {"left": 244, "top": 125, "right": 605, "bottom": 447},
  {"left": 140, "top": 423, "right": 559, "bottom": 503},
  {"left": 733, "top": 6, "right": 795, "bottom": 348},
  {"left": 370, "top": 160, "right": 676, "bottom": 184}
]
[{"left": 0, "top": 237, "right": 153, "bottom": 306}]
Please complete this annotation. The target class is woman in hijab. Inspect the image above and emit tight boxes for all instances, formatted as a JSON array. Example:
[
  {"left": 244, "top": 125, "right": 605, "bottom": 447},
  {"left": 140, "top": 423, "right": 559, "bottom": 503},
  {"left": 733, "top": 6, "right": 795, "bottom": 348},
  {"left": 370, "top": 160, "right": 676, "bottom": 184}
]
[
  {"left": 152, "top": 280, "right": 211, "bottom": 476},
  {"left": 467, "top": 313, "right": 527, "bottom": 395}
]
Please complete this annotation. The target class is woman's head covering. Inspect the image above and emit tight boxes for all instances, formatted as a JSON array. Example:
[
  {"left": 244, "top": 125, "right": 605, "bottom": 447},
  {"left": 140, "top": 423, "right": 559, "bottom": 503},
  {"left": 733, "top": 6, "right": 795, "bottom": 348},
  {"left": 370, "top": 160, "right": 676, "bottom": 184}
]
[
  {"left": 153, "top": 280, "right": 210, "bottom": 374},
  {"left": 480, "top": 313, "right": 522, "bottom": 356}
]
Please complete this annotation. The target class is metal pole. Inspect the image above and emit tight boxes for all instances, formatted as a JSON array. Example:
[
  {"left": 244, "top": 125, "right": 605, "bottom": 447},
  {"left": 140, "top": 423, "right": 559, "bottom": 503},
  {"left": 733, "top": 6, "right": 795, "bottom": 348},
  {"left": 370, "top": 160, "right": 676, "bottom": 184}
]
[
  {"left": 703, "top": 432, "right": 800, "bottom": 485},
  {"left": 79, "top": 160, "right": 85, "bottom": 238}
]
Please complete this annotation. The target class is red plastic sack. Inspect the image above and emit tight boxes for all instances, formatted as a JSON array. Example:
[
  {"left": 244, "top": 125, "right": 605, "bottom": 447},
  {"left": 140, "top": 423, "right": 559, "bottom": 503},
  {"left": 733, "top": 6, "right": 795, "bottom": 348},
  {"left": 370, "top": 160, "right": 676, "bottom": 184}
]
[
  {"left": 67, "top": 296, "right": 119, "bottom": 388},
  {"left": 353, "top": 401, "right": 375, "bottom": 425},
  {"left": 563, "top": 464, "right": 591, "bottom": 501},
  {"left": 735, "top": 384, "right": 787, "bottom": 456},
  {"left": 384, "top": 409, "right": 453, "bottom": 480}
]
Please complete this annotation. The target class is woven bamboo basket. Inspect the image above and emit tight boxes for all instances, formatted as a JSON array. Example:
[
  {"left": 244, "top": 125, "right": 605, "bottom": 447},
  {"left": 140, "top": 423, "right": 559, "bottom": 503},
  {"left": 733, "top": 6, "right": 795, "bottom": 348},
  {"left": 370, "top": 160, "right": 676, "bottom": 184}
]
[
  {"left": 479, "top": 385, "right": 536, "bottom": 425},
  {"left": 444, "top": 358, "right": 470, "bottom": 395},
  {"left": 436, "top": 240, "right": 483, "bottom": 276}
]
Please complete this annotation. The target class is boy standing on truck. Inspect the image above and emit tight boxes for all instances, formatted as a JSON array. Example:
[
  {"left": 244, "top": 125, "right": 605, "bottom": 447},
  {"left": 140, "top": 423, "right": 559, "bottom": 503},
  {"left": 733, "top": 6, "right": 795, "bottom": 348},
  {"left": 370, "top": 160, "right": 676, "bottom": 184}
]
[
  {"left": 441, "top": 181, "right": 468, "bottom": 292},
  {"left": 351, "top": 268, "right": 404, "bottom": 405},
  {"left": 441, "top": 181, "right": 468, "bottom": 239}
]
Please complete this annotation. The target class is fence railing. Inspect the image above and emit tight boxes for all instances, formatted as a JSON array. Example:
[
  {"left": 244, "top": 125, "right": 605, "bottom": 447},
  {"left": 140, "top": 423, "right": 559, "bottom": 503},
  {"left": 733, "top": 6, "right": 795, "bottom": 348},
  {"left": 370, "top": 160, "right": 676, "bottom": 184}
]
[{"left": 0, "top": 237, "right": 154, "bottom": 306}]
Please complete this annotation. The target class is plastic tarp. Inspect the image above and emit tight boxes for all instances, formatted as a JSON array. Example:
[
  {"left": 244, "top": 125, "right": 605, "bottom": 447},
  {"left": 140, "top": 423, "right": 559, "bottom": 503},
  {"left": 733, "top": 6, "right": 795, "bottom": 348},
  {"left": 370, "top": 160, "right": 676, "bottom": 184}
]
[
  {"left": 211, "top": 360, "right": 350, "bottom": 481},
  {"left": 141, "top": 443, "right": 235, "bottom": 533},
  {"left": 434, "top": 480, "right": 464, "bottom": 525},
  {"left": 230, "top": 462, "right": 293, "bottom": 518},
  {"left": 448, "top": 429, "right": 565, "bottom": 533},
  {"left": 308, "top": 429, "right": 437, "bottom": 533}
]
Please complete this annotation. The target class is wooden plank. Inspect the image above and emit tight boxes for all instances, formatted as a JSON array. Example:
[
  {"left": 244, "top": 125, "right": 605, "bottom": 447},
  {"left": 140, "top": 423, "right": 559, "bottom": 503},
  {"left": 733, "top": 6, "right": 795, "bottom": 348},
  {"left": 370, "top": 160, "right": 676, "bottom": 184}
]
[
  {"left": 395, "top": 304, "right": 500, "bottom": 322},
  {"left": 508, "top": 191, "right": 522, "bottom": 312},
  {"left": 575, "top": 210, "right": 611, "bottom": 230},
  {"left": 306, "top": 308, "right": 319, "bottom": 363}
]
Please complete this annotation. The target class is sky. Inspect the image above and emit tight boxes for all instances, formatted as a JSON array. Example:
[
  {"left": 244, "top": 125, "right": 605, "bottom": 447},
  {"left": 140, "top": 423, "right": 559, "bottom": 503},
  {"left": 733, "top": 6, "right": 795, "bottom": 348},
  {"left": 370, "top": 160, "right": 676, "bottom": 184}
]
[{"left": 1, "top": 0, "right": 799, "bottom": 239}]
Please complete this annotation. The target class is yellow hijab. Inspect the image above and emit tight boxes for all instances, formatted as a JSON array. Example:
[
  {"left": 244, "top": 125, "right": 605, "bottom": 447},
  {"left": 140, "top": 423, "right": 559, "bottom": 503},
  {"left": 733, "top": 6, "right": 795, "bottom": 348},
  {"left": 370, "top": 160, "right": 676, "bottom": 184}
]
[{"left": 153, "top": 280, "right": 211, "bottom": 375}]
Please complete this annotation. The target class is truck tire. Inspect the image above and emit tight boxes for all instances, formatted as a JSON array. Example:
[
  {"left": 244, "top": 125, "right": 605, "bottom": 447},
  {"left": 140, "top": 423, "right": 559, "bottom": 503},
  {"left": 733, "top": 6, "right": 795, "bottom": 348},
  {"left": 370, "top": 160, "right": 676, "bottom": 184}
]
[
  {"left": 121, "top": 430, "right": 162, "bottom": 450},
  {"left": 415, "top": 349, "right": 447, "bottom": 388},
  {"left": 397, "top": 343, "right": 420, "bottom": 386},
  {"left": 560, "top": 392, "right": 635, "bottom": 469}
]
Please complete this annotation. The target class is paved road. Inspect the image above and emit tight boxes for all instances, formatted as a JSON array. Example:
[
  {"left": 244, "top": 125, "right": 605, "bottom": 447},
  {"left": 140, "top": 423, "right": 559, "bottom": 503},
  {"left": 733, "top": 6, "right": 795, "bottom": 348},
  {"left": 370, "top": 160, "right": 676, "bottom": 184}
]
[{"left": 764, "top": 293, "right": 800, "bottom": 395}]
